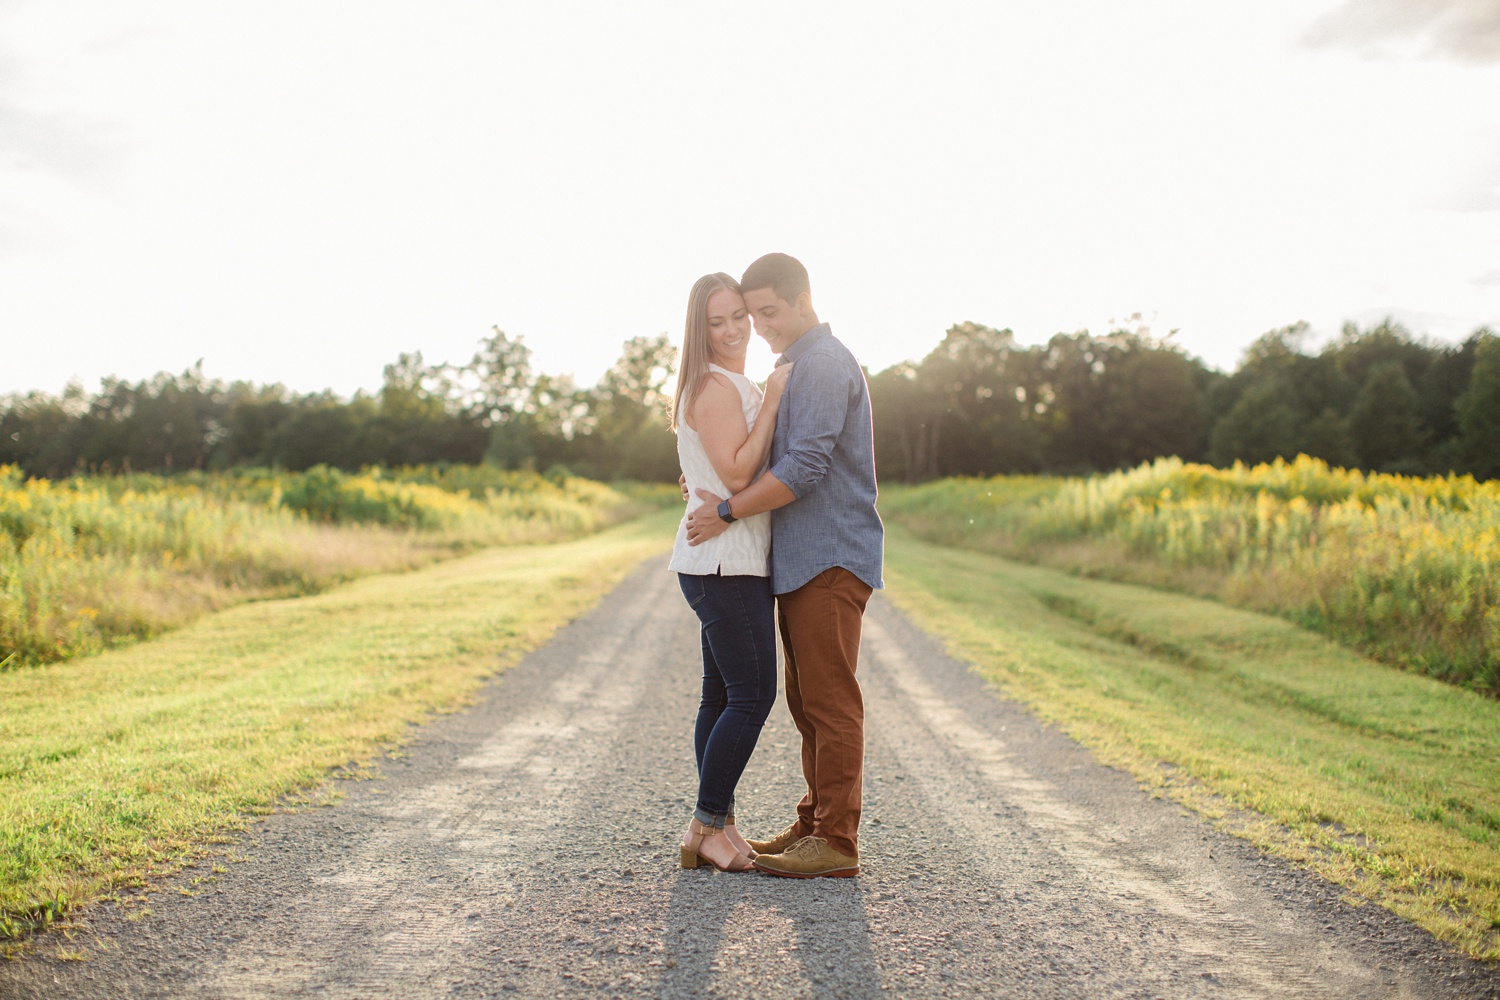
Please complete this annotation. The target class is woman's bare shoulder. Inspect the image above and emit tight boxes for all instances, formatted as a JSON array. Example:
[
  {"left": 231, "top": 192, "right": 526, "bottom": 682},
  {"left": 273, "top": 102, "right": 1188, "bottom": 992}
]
[
  {"left": 699, "top": 369, "right": 737, "bottom": 390},
  {"left": 694, "top": 370, "right": 740, "bottom": 403},
  {"left": 690, "top": 372, "right": 744, "bottom": 428}
]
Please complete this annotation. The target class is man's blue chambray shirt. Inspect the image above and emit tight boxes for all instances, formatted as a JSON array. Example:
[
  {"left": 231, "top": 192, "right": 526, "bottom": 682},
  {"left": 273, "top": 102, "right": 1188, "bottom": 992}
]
[{"left": 766, "top": 322, "right": 884, "bottom": 596}]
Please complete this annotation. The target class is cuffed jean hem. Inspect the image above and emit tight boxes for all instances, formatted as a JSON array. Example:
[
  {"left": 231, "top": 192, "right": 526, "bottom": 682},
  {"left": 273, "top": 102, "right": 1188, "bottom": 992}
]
[{"left": 692, "top": 808, "right": 729, "bottom": 829}]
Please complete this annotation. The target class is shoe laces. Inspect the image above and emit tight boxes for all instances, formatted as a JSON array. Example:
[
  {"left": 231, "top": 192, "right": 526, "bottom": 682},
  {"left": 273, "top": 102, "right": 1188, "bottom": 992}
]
[{"left": 790, "top": 836, "right": 827, "bottom": 858}]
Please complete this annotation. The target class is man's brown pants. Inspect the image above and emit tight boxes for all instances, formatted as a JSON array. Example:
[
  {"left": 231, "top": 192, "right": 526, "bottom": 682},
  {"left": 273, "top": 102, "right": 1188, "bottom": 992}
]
[{"left": 777, "top": 567, "right": 873, "bottom": 859}]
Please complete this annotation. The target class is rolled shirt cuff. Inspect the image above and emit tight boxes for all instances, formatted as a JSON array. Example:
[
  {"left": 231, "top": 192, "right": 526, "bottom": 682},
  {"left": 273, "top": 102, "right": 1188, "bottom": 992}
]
[{"left": 767, "top": 457, "right": 821, "bottom": 499}]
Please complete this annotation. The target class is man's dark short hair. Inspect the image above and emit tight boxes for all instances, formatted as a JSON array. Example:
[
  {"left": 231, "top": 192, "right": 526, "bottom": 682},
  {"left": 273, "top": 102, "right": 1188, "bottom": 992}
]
[{"left": 741, "top": 253, "right": 810, "bottom": 307}]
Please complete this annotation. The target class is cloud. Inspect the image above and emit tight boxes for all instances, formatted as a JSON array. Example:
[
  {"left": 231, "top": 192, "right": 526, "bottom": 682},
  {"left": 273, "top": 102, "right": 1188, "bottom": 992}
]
[
  {"left": 1475, "top": 269, "right": 1500, "bottom": 287},
  {"left": 0, "top": 31, "right": 122, "bottom": 255},
  {"left": 0, "top": 14, "right": 123, "bottom": 184},
  {"left": 1439, "top": 151, "right": 1500, "bottom": 211},
  {"left": 1447, "top": 184, "right": 1500, "bottom": 212},
  {"left": 1304, "top": 0, "right": 1500, "bottom": 63},
  {"left": 0, "top": 103, "right": 122, "bottom": 182}
]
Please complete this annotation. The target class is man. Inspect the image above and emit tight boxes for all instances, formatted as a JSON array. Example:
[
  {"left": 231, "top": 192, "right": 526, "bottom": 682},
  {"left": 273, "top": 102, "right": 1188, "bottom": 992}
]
[{"left": 685, "top": 252, "right": 883, "bottom": 879}]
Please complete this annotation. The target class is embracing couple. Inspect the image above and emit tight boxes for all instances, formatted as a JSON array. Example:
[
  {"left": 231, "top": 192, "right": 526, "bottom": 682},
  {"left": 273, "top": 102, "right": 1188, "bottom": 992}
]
[{"left": 668, "top": 252, "right": 883, "bottom": 880}]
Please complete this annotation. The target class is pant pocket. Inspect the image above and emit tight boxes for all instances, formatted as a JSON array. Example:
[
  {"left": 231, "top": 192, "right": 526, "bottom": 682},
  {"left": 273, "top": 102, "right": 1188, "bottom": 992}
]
[{"left": 678, "top": 574, "right": 710, "bottom": 609}]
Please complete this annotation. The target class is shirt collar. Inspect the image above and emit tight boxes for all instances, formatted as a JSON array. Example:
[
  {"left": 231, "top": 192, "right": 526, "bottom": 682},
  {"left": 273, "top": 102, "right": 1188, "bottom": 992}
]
[{"left": 778, "top": 322, "right": 831, "bottom": 365}]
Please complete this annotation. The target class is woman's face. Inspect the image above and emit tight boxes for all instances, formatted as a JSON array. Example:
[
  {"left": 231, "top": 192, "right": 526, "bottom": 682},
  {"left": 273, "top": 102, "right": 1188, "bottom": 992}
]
[{"left": 705, "top": 287, "right": 751, "bottom": 364}]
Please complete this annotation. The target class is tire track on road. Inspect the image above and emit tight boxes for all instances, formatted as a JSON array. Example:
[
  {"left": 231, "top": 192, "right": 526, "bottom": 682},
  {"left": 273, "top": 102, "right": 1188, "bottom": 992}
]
[
  {"left": 206, "top": 569, "right": 677, "bottom": 999},
  {"left": 860, "top": 612, "right": 1365, "bottom": 997}
]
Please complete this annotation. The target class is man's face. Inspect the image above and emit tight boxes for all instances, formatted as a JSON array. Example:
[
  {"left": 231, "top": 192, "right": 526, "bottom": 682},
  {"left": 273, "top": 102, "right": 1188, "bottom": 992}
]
[{"left": 743, "top": 287, "right": 808, "bottom": 355}]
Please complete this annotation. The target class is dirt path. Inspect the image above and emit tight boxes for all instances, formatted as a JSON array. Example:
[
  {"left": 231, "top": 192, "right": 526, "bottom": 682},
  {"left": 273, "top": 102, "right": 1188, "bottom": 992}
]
[{"left": 3, "top": 560, "right": 1495, "bottom": 999}]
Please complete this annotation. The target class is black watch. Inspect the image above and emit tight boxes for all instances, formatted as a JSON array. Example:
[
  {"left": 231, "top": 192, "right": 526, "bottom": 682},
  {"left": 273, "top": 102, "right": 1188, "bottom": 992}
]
[{"left": 717, "top": 499, "right": 737, "bottom": 524}]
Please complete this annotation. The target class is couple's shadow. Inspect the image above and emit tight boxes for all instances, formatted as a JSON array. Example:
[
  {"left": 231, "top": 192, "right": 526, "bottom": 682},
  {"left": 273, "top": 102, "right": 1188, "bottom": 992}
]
[{"left": 655, "top": 863, "right": 882, "bottom": 998}]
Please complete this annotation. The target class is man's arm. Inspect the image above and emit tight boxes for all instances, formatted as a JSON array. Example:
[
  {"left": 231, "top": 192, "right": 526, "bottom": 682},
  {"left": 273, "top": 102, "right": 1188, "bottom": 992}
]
[
  {"left": 685, "top": 351, "right": 852, "bottom": 546},
  {"left": 762, "top": 351, "right": 851, "bottom": 499},
  {"left": 684, "top": 474, "right": 796, "bottom": 545}
]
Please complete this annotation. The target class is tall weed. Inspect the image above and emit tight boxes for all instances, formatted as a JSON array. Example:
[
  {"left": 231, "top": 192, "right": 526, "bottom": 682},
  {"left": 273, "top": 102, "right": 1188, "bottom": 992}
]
[
  {"left": 882, "top": 457, "right": 1500, "bottom": 693},
  {"left": 0, "top": 465, "right": 664, "bottom": 670}
]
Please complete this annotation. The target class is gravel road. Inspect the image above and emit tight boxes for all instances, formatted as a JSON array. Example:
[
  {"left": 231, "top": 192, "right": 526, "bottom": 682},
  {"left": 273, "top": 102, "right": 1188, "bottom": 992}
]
[{"left": 3, "top": 558, "right": 1496, "bottom": 999}]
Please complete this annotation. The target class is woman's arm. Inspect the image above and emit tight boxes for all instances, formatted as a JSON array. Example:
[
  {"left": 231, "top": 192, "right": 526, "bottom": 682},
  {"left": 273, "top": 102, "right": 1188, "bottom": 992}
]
[{"left": 690, "top": 366, "right": 792, "bottom": 495}]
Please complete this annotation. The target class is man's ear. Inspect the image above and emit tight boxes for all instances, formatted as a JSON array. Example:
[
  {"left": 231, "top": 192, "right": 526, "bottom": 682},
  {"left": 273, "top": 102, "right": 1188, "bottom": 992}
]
[{"left": 796, "top": 290, "right": 814, "bottom": 319}]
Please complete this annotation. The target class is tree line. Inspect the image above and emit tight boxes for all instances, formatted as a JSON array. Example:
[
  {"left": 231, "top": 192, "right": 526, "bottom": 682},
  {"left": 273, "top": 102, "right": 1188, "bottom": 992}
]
[
  {"left": 870, "top": 319, "right": 1498, "bottom": 482},
  {"left": 0, "top": 329, "right": 681, "bottom": 483},
  {"left": 3, "top": 319, "right": 1497, "bottom": 483}
]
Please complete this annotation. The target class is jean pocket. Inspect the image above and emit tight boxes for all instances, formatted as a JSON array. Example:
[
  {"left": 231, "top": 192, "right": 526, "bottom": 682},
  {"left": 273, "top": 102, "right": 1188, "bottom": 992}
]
[{"left": 679, "top": 574, "right": 710, "bottom": 609}]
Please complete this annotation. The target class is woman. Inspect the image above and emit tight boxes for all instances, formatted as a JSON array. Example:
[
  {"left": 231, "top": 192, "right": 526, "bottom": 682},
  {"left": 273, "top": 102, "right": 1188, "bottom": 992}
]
[{"left": 669, "top": 272, "right": 792, "bottom": 873}]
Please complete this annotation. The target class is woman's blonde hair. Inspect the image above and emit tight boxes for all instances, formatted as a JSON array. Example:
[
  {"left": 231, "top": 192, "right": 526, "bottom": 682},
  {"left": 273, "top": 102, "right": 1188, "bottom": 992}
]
[{"left": 670, "top": 272, "right": 743, "bottom": 431}]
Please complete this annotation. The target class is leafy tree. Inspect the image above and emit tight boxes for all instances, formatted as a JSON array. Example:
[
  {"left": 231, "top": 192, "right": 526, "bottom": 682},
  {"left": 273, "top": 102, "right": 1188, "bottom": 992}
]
[
  {"left": 465, "top": 327, "right": 535, "bottom": 427},
  {"left": 1328, "top": 319, "right": 1433, "bottom": 391},
  {"left": 0, "top": 384, "right": 86, "bottom": 478},
  {"left": 510, "top": 372, "right": 591, "bottom": 471},
  {"left": 1298, "top": 407, "right": 1356, "bottom": 468},
  {"left": 1031, "top": 328, "right": 1216, "bottom": 472},
  {"left": 1455, "top": 332, "right": 1500, "bottom": 480},
  {"left": 1348, "top": 361, "right": 1423, "bottom": 472},
  {"left": 920, "top": 323, "right": 1043, "bottom": 476},
  {"left": 577, "top": 334, "right": 678, "bottom": 480},
  {"left": 1210, "top": 323, "right": 1354, "bottom": 432},
  {"left": 1417, "top": 331, "right": 1484, "bottom": 462},
  {"left": 262, "top": 394, "right": 381, "bottom": 471},
  {"left": 214, "top": 382, "right": 290, "bottom": 468},
  {"left": 869, "top": 362, "right": 941, "bottom": 483},
  {"left": 69, "top": 366, "right": 225, "bottom": 473},
  {"left": 1209, "top": 380, "right": 1301, "bottom": 466},
  {"left": 369, "top": 353, "right": 486, "bottom": 467},
  {"left": 1037, "top": 332, "right": 1113, "bottom": 473},
  {"left": 1101, "top": 346, "right": 1211, "bottom": 467},
  {"left": 595, "top": 334, "right": 675, "bottom": 417},
  {"left": 379, "top": 351, "right": 448, "bottom": 422}
]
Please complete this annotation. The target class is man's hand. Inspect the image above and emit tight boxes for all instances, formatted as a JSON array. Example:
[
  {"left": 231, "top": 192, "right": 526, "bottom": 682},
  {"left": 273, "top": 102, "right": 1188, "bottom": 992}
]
[
  {"left": 684, "top": 489, "right": 730, "bottom": 546},
  {"left": 679, "top": 472, "right": 688, "bottom": 501}
]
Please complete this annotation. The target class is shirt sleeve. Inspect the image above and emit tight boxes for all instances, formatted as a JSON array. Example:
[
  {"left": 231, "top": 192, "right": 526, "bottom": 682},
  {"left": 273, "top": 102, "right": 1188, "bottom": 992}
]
[{"left": 767, "top": 350, "right": 853, "bottom": 499}]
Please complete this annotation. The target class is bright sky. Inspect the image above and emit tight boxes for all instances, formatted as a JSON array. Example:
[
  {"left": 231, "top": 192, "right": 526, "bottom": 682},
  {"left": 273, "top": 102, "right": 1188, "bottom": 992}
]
[{"left": 2, "top": 0, "right": 1498, "bottom": 398}]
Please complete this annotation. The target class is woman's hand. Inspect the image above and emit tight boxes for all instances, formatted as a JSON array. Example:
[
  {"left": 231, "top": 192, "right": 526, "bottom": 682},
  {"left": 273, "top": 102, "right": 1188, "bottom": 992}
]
[{"left": 764, "top": 362, "right": 794, "bottom": 405}]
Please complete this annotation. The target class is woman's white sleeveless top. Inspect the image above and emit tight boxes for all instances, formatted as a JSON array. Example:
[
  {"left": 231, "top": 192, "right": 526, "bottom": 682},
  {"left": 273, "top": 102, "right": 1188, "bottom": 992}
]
[{"left": 669, "top": 365, "right": 771, "bottom": 577}]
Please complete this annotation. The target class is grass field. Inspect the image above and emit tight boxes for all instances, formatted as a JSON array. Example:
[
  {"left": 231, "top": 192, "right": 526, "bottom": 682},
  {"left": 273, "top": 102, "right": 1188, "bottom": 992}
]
[
  {"left": 883, "top": 525, "right": 1500, "bottom": 960},
  {"left": 1, "top": 464, "right": 672, "bottom": 670},
  {"left": 0, "top": 507, "right": 680, "bottom": 945},
  {"left": 881, "top": 456, "right": 1500, "bottom": 694}
]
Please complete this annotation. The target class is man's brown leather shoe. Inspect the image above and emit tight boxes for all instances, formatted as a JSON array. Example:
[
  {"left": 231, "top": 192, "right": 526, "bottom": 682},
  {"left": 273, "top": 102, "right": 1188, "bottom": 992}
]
[
  {"left": 746, "top": 823, "right": 803, "bottom": 856},
  {"left": 752, "top": 836, "right": 859, "bottom": 879}
]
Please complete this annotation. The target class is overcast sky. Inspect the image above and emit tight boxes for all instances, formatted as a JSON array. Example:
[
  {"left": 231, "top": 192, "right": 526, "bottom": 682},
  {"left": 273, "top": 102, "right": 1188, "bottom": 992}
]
[{"left": 2, "top": 0, "right": 1498, "bottom": 397}]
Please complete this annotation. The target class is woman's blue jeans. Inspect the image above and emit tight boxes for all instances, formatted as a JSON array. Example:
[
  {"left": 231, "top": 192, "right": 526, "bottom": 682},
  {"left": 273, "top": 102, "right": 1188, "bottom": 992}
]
[{"left": 677, "top": 572, "right": 777, "bottom": 829}]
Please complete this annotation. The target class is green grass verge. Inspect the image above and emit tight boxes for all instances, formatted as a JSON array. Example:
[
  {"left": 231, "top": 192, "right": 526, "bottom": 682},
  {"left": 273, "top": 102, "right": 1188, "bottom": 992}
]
[
  {"left": 883, "top": 525, "right": 1500, "bottom": 960},
  {"left": 0, "top": 508, "right": 679, "bottom": 942}
]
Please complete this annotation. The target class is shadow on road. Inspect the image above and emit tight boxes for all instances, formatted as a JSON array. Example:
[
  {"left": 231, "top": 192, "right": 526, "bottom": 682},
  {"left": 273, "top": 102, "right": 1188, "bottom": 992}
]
[{"left": 657, "top": 867, "right": 882, "bottom": 998}]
